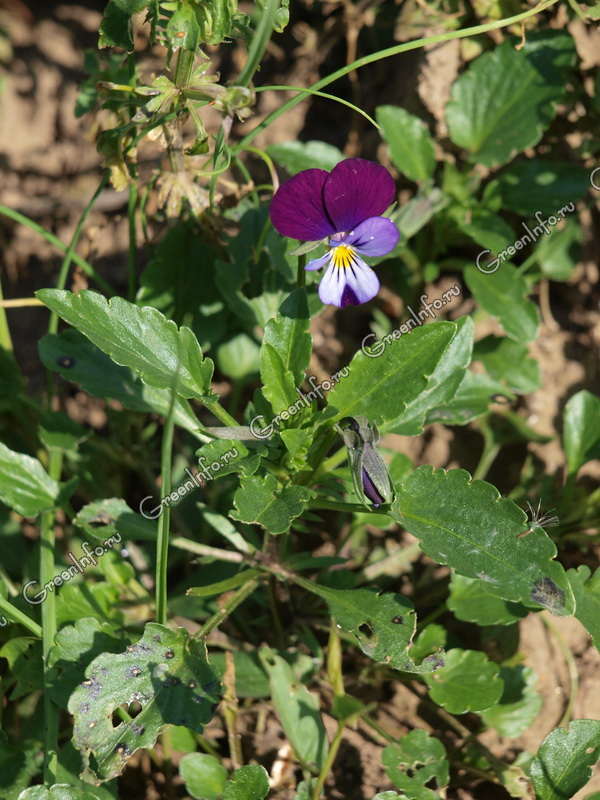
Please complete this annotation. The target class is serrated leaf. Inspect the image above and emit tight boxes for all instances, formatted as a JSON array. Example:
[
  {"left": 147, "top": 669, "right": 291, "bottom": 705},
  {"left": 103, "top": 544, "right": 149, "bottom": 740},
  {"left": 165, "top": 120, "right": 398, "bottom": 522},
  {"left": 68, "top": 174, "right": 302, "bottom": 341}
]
[
  {"left": 446, "top": 34, "right": 575, "bottom": 166},
  {"left": 301, "top": 583, "right": 436, "bottom": 673},
  {"left": 0, "top": 443, "right": 60, "bottom": 516},
  {"left": 386, "top": 316, "right": 473, "bottom": 435},
  {"left": 39, "top": 331, "right": 203, "bottom": 438},
  {"left": 99, "top": 0, "right": 133, "bottom": 49},
  {"left": 47, "top": 618, "right": 127, "bottom": 709},
  {"left": 326, "top": 321, "right": 457, "bottom": 425},
  {"left": 260, "top": 341, "right": 299, "bottom": 414},
  {"left": 36, "top": 290, "right": 213, "bottom": 400},
  {"left": 259, "top": 650, "right": 328, "bottom": 772},
  {"left": 179, "top": 753, "right": 228, "bottom": 799},
  {"left": 567, "top": 566, "right": 600, "bottom": 650},
  {"left": 448, "top": 573, "right": 529, "bottom": 626},
  {"left": 231, "top": 474, "right": 313, "bottom": 535},
  {"left": 68, "top": 622, "right": 221, "bottom": 781},
  {"left": 263, "top": 289, "right": 311, "bottom": 386},
  {"left": 223, "top": 765, "right": 270, "bottom": 800},
  {"left": 197, "top": 438, "right": 260, "bottom": 479},
  {"left": 473, "top": 336, "right": 540, "bottom": 394},
  {"left": 382, "top": 729, "right": 449, "bottom": 799},
  {"left": 493, "top": 160, "right": 588, "bottom": 216},
  {"left": 465, "top": 263, "right": 539, "bottom": 342},
  {"left": 267, "top": 140, "right": 344, "bottom": 174},
  {"left": 376, "top": 106, "right": 436, "bottom": 183},
  {"left": 74, "top": 498, "right": 157, "bottom": 541},
  {"left": 391, "top": 467, "right": 575, "bottom": 615},
  {"left": 529, "top": 720, "right": 600, "bottom": 800},
  {"left": 480, "top": 666, "right": 542, "bottom": 737},
  {"left": 563, "top": 390, "right": 600, "bottom": 475},
  {"left": 424, "top": 649, "right": 503, "bottom": 713}
]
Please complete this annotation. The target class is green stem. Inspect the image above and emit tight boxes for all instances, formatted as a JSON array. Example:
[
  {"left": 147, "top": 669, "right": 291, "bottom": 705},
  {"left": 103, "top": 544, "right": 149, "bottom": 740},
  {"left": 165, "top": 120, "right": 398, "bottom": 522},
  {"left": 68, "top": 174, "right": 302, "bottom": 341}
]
[
  {"left": 155, "top": 412, "right": 175, "bottom": 626},
  {"left": 310, "top": 499, "right": 385, "bottom": 513},
  {"left": 127, "top": 182, "right": 138, "bottom": 301},
  {"left": 40, "top": 448, "right": 63, "bottom": 785},
  {"left": 0, "top": 272, "right": 14, "bottom": 352},
  {"left": 253, "top": 85, "right": 380, "bottom": 131},
  {"left": 202, "top": 397, "right": 242, "bottom": 428},
  {"left": 171, "top": 537, "right": 245, "bottom": 563},
  {"left": 542, "top": 614, "right": 578, "bottom": 727},
  {"left": 313, "top": 722, "right": 345, "bottom": 800},
  {"left": 196, "top": 578, "right": 260, "bottom": 638},
  {"left": 0, "top": 594, "right": 42, "bottom": 637},
  {"left": 297, "top": 253, "right": 306, "bottom": 288},
  {"left": 312, "top": 446, "right": 348, "bottom": 481},
  {"left": 234, "top": 0, "right": 560, "bottom": 152},
  {"left": 0, "top": 205, "right": 115, "bottom": 295},
  {"left": 236, "top": 0, "right": 280, "bottom": 87}
]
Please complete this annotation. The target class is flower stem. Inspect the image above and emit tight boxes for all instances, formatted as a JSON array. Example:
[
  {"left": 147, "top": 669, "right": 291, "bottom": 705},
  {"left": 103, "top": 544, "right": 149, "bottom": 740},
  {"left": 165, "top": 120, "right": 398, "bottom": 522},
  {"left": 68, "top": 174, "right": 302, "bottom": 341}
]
[
  {"left": 0, "top": 272, "right": 14, "bottom": 352},
  {"left": 0, "top": 594, "right": 42, "bottom": 637},
  {"left": 236, "top": 0, "right": 280, "bottom": 87},
  {"left": 196, "top": 577, "right": 260, "bottom": 638},
  {"left": 0, "top": 204, "right": 115, "bottom": 295},
  {"left": 127, "top": 182, "right": 138, "bottom": 301},
  {"left": 312, "top": 722, "right": 345, "bottom": 800},
  {"left": 155, "top": 411, "right": 175, "bottom": 625},
  {"left": 297, "top": 253, "right": 306, "bottom": 288}
]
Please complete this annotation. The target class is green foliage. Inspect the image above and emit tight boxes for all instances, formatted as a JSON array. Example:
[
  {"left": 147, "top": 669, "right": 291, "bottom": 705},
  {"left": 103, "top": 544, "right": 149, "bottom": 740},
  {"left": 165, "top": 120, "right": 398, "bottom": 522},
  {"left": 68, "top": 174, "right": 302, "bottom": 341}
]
[
  {"left": 0, "top": 443, "right": 60, "bottom": 516},
  {"left": 563, "top": 390, "right": 600, "bottom": 475},
  {"left": 424, "top": 649, "right": 503, "bottom": 713},
  {"left": 266, "top": 140, "right": 344, "bottom": 174},
  {"left": 529, "top": 720, "right": 600, "bottom": 800},
  {"left": 382, "top": 730, "right": 449, "bottom": 799},
  {"left": 376, "top": 106, "right": 436, "bottom": 183}
]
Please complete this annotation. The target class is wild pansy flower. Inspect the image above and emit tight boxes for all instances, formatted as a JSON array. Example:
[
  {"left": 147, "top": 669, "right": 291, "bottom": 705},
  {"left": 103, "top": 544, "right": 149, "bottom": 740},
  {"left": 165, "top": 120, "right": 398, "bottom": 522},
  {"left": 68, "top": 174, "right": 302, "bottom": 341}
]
[{"left": 270, "top": 158, "right": 399, "bottom": 307}]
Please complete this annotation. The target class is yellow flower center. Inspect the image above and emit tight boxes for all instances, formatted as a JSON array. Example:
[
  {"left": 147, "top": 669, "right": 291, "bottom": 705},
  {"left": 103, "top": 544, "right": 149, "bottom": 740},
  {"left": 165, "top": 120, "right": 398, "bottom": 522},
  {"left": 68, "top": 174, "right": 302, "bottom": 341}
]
[{"left": 331, "top": 244, "right": 355, "bottom": 269}]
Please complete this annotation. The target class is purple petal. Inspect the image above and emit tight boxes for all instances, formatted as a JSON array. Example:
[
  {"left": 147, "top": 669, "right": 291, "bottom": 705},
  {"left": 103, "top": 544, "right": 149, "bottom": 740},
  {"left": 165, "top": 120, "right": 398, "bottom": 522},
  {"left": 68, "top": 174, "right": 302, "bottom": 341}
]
[
  {"left": 323, "top": 159, "right": 396, "bottom": 232},
  {"left": 305, "top": 252, "right": 330, "bottom": 271},
  {"left": 318, "top": 254, "right": 380, "bottom": 308},
  {"left": 345, "top": 216, "right": 400, "bottom": 256},
  {"left": 362, "top": 468, "right": 384, "bottom": 506},
  {"left": 270, "top": 169, "right": 336, "bottom": 241}
]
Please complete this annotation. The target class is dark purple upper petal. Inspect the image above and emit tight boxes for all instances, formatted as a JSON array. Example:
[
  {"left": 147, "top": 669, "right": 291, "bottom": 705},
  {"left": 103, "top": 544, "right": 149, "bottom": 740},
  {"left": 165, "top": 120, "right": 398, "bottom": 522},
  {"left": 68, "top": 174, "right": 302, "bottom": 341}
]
[
  {"left": 345, "top": 216, "right": 400, "bottom": 256},
  {"left": 323, "top": 158, "right": 396, "bottom": 233},
  {"left": 269, "top": 169, "right": 336, "bottom": 241},
  {"left": 362, "top": 468, "right": 385, "bottom": 506}
]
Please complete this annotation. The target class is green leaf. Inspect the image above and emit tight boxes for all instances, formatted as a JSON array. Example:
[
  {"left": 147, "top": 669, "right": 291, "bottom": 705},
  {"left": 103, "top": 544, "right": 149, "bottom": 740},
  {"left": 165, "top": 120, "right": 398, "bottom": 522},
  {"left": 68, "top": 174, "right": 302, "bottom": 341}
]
[
  {"left": 448, "top": 574, "right": 529, "bottom": 626},
  {"left": 326, "top": 321, "right": 457, "bottom": 425},
  {"left": 492, "top": 160, "right": 588, "bottom": 216},
  {"left": 188, "top": 569, "right": 261, "bottom": 598},
  {"left": 17, "top": 787, "right": 90, "bottom": 800},
  {"left": 36, "top": 290, "right": 213, "bottom": 400},
  {"left": 426, "top": 371, "right": 514, "bottom": 426},
  {"left": 464, "top": 263, "right": 539, "bottom": 342},
  {"left": 38, "top": 411, "right": 89, "bottom": 452},
  {"left": 563, "top": 390, "right": 600, "bottom": 475},
  {"left": 264, "top": 289, "right": 311, "bottom": 386},
  {"left": 424, "top": 649, "right": 503, "bottom": 713},
  {"left": 231, "top": 474, "right": 313, "bottom": 535},
  {"left": 473, "top": 336, "right": 540, "bottom": 394},
  {"left": 39, "top": 331, "right": 203, "bottom": 438},
  {"left": 300, "top": 583, "right": 436, "bottom": 673},
  {"left": 68, "top": 622, "right": 221, "bottom": 781},
  {"left": 47, "top": 618, "right": 127, "bottom": 709},
  {"left": 480, "top": 666, "right": 542, "bottom": 737},
  {"left": 382, "top": 731, "right": 448, "bottom": 799},
  {"left": 409, "top": 624, "right": 446, "bottom": 665},
  {"left": 179, "top": 753, "right": 228, "bottom": 800},
  {"left": 74, "top": 498, "right": 157, "bottom": 541},
  {"left": 386, "top": 316, "right": 473, "bottom": 435},
  {"left": 99, "top": 0, "right": 133, "bottom": 49},
  {"left": 197, "top": 438, "right": 260, "bottom": 480},
  {"left": 376, "top": 106, "right": 436, "bottom": 183},
  {"left": 267, "top": 140, "right": 344, "bottom": 174},
  {"left": 217, "top": 334, "right": 260, "bottom": 380},
  {"left": 567, "top": 566, "right": 600, "bottom": 650},
  {"left": 529, "top": 720, "right": 600, "bottom": 800},
  {"left": 209, "top": 649, "right": 314, "bottom": 699},
  {"left": 260, "top": 342, "right": 298, "bottom": 414},
  {"left": 223, "top": 765, "right": 270, "bottom": 800},
  {"left": 0, "top": 443, "right": 60, "bottom": 516},
  {"left": 259, "top": 650, "right": 328, "bottom": 772},
  {"left": 455, "top": 209, "right": 515, "bottom": 253},
  {"left": 534, "top": 218, "right": 582, "bottom": 281},
  {"left": 446, "top": 33, "right": 575, "bottom": 166},
  {"left": 392, "top": 188, "right": 448, "bottom": 241},
  {"left": 391, "top": 467, "right": 575, "bottom": 615}
]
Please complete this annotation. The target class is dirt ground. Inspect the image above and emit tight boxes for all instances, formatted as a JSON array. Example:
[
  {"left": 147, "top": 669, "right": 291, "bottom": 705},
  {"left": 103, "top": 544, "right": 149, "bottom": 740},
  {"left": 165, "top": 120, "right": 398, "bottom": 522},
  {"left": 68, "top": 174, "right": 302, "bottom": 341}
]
[{"left": 1, "top": 2, "right": 600, "bottom": 798}]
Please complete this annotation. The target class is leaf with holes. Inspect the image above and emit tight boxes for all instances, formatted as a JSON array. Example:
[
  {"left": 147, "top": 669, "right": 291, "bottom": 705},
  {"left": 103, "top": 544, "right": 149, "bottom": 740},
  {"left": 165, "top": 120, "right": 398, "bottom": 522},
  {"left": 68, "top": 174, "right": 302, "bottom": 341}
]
[
  {"left": 302, "top": 583, "right": 440, "bottom": 673},
  {"left": 68, "top": 622, "right": 221, "bottom": 782},
  {"left": 36, "top": 290, "right": 213, "bottom": 400},
  {"left": 529, "top": 720, "right": 600, "bottom": 800},
  {"left": 391, "top": 467, "right": 575, "bottom": 615},
  {"left": 382, "top": 729, "right": 449, "bottom": 800},
  {"left": 424, "top": 649, "right": 503, "bottom": 714}
]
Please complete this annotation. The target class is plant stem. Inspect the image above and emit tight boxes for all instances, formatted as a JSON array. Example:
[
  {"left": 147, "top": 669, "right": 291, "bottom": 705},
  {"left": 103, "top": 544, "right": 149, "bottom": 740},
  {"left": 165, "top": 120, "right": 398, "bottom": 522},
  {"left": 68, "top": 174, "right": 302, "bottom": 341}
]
[
  {"left": 127, "top": 182, "right": 138, "bottom": 301},
  {"left": 202, "top": 397, "right": 242, "bottom": 428},
  {"left": 297, "top": 253, "right": 306, "bottom": 288},
  {"left": 40, "top": 448, "right": 63, "bottom": 785},
  {"left": 196, "top": 578, "right": 260, "bottom": 638},
  {"left": 310, "top": 499, "right": 387, "bottom": 514},
  {"left": 253, "top": 85, "right": 380, "bottom": 130},
  {"left": 0, "top": 297, "right": 45, "bottom": 307},
  {"left": 171, "top": 537, "right": 245, "bottom": 563},
  {"left": 0, "top": 595, "right": 42, "bottom": 637},
  {"left": 542, "top": 614, "right": 578, "bottom": 727},
  {"left": 235, "top": 0, "right": 560, "bottom": 152},
  {"left": 0, "top": 205, "right": 114, "bottom": 295},
  {"left": 236, "top": 0, "right": 280, "bottom": 87},
  {"left": 0, "top": 272, "right": 14, "bottom": 352},
  {"left": 312, "top": 722, "right": 345, "bottom": 800},
  {"left": 155, "top": 412, "right": 175, "bottom": 625}
]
